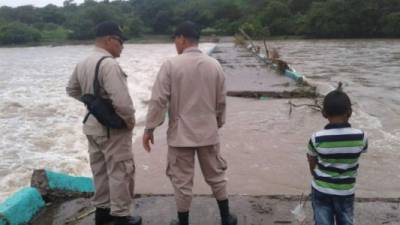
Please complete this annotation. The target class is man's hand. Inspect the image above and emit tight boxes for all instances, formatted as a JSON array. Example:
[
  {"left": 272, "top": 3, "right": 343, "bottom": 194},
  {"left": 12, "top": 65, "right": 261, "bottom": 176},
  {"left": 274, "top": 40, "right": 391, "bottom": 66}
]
[{"left": 142, "top": 130, "right": 154, "bottom": 152}]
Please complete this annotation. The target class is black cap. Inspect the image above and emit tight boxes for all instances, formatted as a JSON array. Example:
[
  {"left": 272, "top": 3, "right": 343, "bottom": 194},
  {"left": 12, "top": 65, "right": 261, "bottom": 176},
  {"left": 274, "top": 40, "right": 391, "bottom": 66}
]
[
  {"left": 173, "top": 21, "right": 200, "bottom": 40},
  {"left": 95, "top": 21, "right": 127, "bottom": 41}
]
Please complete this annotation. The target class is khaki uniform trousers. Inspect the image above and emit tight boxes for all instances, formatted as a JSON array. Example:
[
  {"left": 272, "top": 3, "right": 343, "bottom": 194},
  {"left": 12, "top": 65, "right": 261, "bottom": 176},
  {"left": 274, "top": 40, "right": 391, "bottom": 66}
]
[
  {"left": 87, "top": 131, "right": 135, "bottom": 217},
  {"left": 167, "top": 144, "right": 228, "bottom": 212}
]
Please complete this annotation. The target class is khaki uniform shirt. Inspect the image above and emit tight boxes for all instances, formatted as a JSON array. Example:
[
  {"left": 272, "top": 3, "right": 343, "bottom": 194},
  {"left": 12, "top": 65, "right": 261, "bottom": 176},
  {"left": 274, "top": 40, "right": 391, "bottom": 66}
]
[
  {"left": 146, "top": 47, "right": 226, "bottom": 147},
  {"left": 66, "top": 47, "right": 135, "bottom": 136}
]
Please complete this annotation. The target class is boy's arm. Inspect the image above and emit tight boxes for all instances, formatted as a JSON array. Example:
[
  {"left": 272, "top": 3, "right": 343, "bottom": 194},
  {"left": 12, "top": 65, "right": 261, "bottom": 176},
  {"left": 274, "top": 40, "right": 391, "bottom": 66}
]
[
  {"left": 216, "top": 66, "right": 226, "bottom": 128},
  {"left": 307, "top": 154, "right": 318, "bottom": 176},
  {"left": 362, "top": 132, "right": 368, "bottom": 153},
  {"left": 307, "top": 138, "right": 318, "bottom": 176}
]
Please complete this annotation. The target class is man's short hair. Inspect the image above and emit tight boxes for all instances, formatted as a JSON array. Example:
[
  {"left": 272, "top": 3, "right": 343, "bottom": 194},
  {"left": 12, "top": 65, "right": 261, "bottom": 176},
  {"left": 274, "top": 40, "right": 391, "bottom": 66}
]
[
  {"left": 323, "top": 89, "right": 352, "bottom": 117},
  {"left": 173, "top": 21, "right": 200, "bottom": 41}
]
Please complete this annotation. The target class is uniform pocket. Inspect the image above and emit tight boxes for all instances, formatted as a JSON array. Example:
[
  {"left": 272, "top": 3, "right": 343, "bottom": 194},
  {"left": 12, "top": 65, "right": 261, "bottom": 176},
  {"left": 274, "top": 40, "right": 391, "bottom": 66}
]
[
  {"left": 122, "top": 159, "right": 135, "bottom": 199},
  {"left": 166, "top": 150, "right": 177, "bottom": 178},
  {"left": 212, "top": 144, "right": 227, "bottom": 171},
  {"left": 110, "top": 132, "right": 133, "bottom": 162},
  {"left": 216, "top": 154, "right": 228, "bottom": 171},
  {"left": 93, "top": 135, "right": 108, "bottom": 146},
  {"left": 122, "top": 159, "right": 135, "bottom": 175}
]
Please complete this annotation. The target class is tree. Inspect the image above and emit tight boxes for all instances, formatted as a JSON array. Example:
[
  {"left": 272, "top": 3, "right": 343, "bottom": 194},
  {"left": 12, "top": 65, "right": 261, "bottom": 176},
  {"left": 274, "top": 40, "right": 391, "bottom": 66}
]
[
  {"left": 124, "top": 14, "right": 145, "bottom": 37},
  {"left": 82, "top": 0, "right": 98, "bottom": 7},
  {"left": 13, "top": 5, "right": 39, "bottom": 24},
  {"left": 65, "top": 1, "right": 122, "bottom": 40},
  {"left": 289, "top": 0, "right": 313, "bottom": 14},
  {"left": 240, "top": 21, "right": 263, "bottom": 37},
  {"left": 381, "top": 12, "right": 400, "bottom": 36},
  {"left": 172, "top": 0, "right": 214, "bottom": 28},
  {"left": 0, "top": 22, "right": 41, "bottom": 44},
  {"left": 83, "top": 3, "right": 117, "bottom": 25},
  {"left": 66, "top": 16, "right": 95, "bottom": 40},
  {"left": 39, "top": 4, "right": 66, "bottom": 25},
  {"left": 0, "top": 6, "right": 14, "bottom": 22},
  {"left": 63, "top": 0, "right": 77, "bottom": 7},
  {"left": 0, "top": 0, "right": 399, "bottom": 43},
  {"left": 132, "top": 0, "right": 177, "bottom": 33},
  {"left": 259, "top": 0, "right": 295, "bottom": 35},
  {"left": 213, "top": 0, "right": 242, "bottom": 22},
  {"left": 343, "top": 0, "right": 381, "bottom": 37},
  {"left": 303, "top": 0, "right": 352, "bottom": 37}
]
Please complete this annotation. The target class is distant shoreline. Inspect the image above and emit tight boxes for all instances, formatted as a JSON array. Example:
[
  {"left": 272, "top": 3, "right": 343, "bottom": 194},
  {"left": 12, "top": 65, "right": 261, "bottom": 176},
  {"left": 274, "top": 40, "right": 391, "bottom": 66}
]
[
  {"left": 1, "top": 35, "right": 399, "bottom": 48},
  {"left": 0, "top": 35, "right": 220, "bottom": 48}
]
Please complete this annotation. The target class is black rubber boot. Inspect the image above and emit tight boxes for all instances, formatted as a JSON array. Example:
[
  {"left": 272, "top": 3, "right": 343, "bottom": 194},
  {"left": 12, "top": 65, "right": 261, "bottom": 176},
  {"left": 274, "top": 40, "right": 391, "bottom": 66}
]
[
  {"left": 114, "top": 216, "right": 142, "bottom": 225},
  {"left": 217, "top": 199, "right": 237, "bottom": 225},
  {"left": 170, "top": 211, "right": 189, "bottom": 225},
  {"left": 95, "top": 208, "right": 113, "bottom": 225}
]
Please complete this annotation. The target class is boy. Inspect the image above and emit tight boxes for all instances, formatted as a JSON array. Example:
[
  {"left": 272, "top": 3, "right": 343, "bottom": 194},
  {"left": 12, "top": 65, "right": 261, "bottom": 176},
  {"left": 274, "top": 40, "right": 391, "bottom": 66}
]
[{"left": 307, "top": 87, "right": 368, "bottom": 225}]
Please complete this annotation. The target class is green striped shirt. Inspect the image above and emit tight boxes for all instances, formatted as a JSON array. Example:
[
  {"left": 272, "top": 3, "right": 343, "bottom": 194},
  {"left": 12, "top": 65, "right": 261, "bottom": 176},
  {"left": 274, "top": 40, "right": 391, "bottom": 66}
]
[{"left": 307, "top": 123, "right": 368, "bottom": 196}]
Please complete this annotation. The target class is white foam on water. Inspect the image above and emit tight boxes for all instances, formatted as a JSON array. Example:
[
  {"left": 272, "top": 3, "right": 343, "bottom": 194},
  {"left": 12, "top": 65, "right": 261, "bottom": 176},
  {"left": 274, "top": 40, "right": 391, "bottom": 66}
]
[
  {"left": 353, "top": 108, "right": 400, "bottom": 154},
  {"left": 352, "top": 109, "right": 383, "bottom": 130},
  {"left": 0, "top": 43, "right": 215, "bottom": 202}
]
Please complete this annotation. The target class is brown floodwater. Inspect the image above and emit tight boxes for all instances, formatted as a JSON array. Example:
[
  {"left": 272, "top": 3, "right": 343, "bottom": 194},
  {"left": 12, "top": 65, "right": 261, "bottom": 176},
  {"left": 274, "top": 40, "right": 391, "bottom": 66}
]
[{"left": 258, "top": 39, "right": 400, "bottom": 133}]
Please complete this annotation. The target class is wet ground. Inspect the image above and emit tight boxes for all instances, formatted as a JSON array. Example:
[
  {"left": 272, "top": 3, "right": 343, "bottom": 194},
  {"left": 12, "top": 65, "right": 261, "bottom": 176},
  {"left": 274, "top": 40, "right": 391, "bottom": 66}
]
[
  {"left": 131, "top": 97, "right": 400, "bottom": 198},
  {"left": 32, "top": 195, "right": 400, "bottom": 225}
]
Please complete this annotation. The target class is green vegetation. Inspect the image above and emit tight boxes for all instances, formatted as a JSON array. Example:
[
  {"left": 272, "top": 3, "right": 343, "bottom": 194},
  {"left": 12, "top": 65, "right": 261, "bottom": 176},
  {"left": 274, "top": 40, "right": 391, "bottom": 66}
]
[
  {"left": 0, "top": 22, "right": 41, "bottom": 44},
  {"left": 0, "top": 0, "right": 399, "bottom": 45}
]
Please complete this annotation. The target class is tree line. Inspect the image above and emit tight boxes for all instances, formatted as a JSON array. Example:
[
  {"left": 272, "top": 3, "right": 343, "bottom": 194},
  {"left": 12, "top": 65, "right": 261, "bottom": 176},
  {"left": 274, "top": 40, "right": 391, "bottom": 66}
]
[{"left": 0, "top": 0, "right": 399, "bottom": 45}]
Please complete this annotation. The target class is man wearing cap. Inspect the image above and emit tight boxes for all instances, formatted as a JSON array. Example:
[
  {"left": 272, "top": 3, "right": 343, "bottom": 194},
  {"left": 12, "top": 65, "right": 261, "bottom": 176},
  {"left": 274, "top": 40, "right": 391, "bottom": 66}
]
[
  {"left": 66, "top": 21, "right": 142, "bottom": 225},
  {"left": 142, "top": 21, "right": 237, "bottom": 225}
]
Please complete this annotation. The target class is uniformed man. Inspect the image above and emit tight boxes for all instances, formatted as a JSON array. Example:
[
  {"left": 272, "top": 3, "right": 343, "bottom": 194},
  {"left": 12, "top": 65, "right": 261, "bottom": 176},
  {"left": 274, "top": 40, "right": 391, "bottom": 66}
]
[
  {"left": 142, "top": 21, "right": 237, "bottom": 225},
  {"left": 66, "top": 21, "right": 142, "bottom": 225}
]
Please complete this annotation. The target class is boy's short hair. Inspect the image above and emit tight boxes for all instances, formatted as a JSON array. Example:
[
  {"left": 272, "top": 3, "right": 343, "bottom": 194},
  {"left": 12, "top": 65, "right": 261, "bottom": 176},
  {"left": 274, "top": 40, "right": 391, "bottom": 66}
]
[{"left": 323, "top": 89, "right": 352, "bottom": 117}]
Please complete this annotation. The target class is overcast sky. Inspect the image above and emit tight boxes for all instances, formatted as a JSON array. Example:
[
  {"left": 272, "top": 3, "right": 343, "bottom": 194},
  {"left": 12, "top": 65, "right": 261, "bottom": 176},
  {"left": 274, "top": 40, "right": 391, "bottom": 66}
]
[{"left": 0, "top": 0, "right": 94, "bottom": 7}]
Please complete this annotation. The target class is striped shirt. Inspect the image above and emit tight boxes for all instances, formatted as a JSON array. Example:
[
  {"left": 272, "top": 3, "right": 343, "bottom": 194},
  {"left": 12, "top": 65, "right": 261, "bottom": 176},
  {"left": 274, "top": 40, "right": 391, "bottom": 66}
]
[{"left": 307, "top": 123, "right": 368, "bottom": 196}]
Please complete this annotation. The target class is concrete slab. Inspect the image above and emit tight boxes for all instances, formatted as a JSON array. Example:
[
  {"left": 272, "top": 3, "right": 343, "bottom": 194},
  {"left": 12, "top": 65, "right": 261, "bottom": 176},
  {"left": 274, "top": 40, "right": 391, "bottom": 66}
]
[
  {"left": 31, "top": 195, "right": 400, "bottom": 225},
  {"left": 211, "top": 43, "right": 314, "bottom": 97},
  {"left": 132, "top": 97, "right": 400, "bottom": 198}
]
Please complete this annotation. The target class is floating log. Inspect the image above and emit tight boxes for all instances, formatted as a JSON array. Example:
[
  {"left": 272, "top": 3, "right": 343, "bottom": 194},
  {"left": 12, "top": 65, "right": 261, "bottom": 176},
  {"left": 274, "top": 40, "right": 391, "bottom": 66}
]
[{"left": 227, "top": 87, "right": 317, "bottom": 99}]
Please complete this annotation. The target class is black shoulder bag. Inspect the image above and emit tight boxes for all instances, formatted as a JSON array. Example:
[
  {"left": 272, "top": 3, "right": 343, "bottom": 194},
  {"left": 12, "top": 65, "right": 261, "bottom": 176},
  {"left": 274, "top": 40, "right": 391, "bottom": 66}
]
[{"left": 80, "top": 56, "right": 126, "bottom": 135}]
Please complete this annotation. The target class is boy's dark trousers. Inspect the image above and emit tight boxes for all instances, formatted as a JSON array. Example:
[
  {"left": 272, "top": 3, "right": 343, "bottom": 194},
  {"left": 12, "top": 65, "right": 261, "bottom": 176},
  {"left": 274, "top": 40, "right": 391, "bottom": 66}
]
[{"left": 311, "top": 188, "right": 354, "bottom": 225}]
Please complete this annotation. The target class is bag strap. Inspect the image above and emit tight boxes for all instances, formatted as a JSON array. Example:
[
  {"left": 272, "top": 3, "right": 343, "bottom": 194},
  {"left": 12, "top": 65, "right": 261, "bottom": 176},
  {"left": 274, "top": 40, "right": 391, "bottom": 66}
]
[
  {"left": 93, "top": 56, "right": 112, "bottom": 97},
  {"left": 93, "top": 56, "right": 112, "bottom": 138},
  {"left": 83, "top": 112, "right": 91, "bottom": 124}
]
